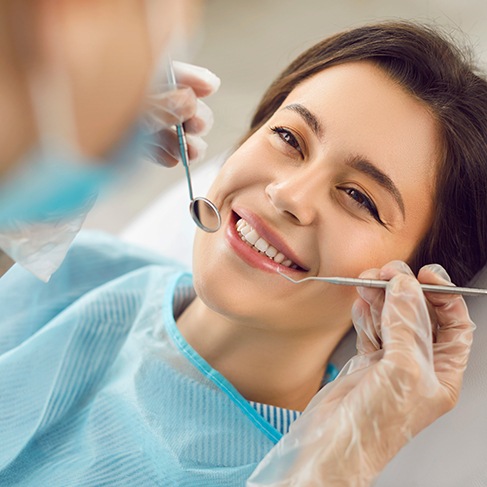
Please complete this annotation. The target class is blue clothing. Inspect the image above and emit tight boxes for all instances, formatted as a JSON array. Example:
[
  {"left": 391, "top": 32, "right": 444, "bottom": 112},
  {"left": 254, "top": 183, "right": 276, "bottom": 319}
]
[
  {"left": 0, "top": 232, "right": 340, "bottom": 485},
  {"left": 0, "top": 233, "right": 287, "bottom": 486},
  {"left": 248, "top": 402, "right": 301, "bottom": 434},
  {"left": 0, "top": 237, "right": 281, "bottom": 487}
]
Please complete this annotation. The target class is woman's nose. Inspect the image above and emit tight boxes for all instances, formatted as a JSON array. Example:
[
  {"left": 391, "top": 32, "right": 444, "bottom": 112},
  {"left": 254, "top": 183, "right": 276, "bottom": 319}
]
[{"left": 265, "top": 171, "right": 322, "bottom": 226}]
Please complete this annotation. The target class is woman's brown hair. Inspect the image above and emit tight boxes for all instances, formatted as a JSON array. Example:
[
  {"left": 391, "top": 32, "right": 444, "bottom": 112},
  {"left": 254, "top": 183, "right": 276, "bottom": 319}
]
[{"left": 243, "top": 21, "right": 487, "bottom": 286}]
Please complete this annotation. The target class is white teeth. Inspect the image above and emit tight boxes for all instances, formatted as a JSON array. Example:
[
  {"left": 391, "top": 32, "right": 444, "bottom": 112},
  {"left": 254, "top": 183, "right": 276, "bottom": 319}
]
[
  {"left": 273, "top": 252, "right": 285, "bottom": 264},
  {"left": 265, "top": 246, "right": 278, "bottom": 258},
  {"left": 254, "top": 238, "right": 269, "bottom": 252},
  {"left": 235, "top": 217, "right": 299, "bottom": 268},
  {"left": 245, "top": 229, "right": 260, "bottom": 245},
  {"left": 237, "top": 218, "right": 252, "bottom": 236}
]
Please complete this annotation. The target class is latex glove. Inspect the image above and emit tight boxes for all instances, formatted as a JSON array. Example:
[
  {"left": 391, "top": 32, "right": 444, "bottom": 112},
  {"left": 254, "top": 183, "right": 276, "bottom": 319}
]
[
  {"left": 247, "top": 261, "right": 475, "bottom": 487},
  {"left": 142, "top": 61, "right": 220, "bottom": 167}
]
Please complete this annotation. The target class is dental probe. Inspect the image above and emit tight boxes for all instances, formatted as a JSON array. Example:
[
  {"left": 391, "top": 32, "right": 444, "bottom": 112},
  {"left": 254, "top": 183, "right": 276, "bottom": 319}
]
[{"left": 277, "top": 271, "right": 487, "bottom": 297}]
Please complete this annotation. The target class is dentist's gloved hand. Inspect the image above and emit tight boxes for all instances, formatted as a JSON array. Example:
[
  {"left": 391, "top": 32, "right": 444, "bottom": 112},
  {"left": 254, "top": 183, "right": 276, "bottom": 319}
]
[
  {"left": 247, "top": 261, "right": 475, "bottom": 487},
  {"left": 143, "top": 61, "right": 220, "bottom": 167}
]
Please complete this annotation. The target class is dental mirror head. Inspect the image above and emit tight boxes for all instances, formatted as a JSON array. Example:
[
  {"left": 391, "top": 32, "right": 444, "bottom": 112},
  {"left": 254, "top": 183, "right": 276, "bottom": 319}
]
[
  {"left": 190, "top": 197, "right": 221, "bottom": 233},
  {"left": 165, "top": 58, "right": 221, "bottom": 233}
]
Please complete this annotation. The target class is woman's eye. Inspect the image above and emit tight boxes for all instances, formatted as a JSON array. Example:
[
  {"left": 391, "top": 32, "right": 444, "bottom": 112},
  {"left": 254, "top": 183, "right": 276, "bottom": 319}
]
[
  {"left": 270, "top": 126, "right": 303, "bottom": 156},
  {"left": 339, "top": 187, "right": 385, "bottom": 226}
]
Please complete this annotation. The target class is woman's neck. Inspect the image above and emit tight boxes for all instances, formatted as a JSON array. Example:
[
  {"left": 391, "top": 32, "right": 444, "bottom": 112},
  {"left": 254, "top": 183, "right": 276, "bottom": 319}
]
[{"left": 176, "top": 296, "right": 348, "bottom": 411}]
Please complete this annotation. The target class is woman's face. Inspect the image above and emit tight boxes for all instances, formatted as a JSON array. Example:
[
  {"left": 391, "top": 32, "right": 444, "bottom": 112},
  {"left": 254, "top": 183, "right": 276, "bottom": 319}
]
[{"left": 193, "top": 61, "right": 439, "bottom": 334}]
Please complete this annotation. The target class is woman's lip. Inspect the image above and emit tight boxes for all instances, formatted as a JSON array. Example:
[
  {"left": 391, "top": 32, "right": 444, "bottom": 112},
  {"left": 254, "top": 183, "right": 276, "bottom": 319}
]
[
  {"left": 232, "top": 207, "right": 310, "bottom": 271},
  {"left": 225, "top": 211, "right": 308, "bottom": 275}
]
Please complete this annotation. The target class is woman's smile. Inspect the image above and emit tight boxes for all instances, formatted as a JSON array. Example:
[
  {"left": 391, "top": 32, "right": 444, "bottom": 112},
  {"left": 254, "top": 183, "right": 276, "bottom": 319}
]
[{"left": 225, "top": 209, "right": 310, "bottom": 275}]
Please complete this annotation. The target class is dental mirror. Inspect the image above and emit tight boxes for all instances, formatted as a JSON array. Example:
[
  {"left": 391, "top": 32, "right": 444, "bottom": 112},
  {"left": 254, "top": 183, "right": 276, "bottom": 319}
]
[{"left": 166, "top": 59, "right": 221, "bottom": 233}]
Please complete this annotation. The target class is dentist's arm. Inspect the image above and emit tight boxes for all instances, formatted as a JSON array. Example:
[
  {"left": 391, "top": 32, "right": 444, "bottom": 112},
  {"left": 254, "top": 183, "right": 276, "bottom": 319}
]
[{"left": 248, "top": 261, "right": 475, "bottom": 487}]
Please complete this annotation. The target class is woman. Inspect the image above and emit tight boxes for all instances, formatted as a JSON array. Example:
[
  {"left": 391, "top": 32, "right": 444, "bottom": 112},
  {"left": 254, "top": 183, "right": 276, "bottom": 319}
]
[{"left": 0, "top": 21, "right": 485, "bottom": 486}]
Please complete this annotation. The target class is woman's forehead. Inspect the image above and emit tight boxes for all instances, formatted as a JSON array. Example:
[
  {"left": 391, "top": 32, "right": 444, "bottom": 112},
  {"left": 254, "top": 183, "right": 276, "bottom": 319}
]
[{"left": 279, "top": 61, "right": 439, "bottom": 186}]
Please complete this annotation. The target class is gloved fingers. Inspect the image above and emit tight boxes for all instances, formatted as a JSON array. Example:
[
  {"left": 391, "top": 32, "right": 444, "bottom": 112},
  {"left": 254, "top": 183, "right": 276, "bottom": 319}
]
[
  {"left": 143, "top": 132, "right": 178, "bottom": 167},
  {"left": 414, "top": 264, "right": 454, "bottom": 342},
  {"left": 418, "top": 263, "right": 459, "bottom": 309},
  {"left": 185, "top": 133, "right": 208, "bottom": 164},
  {"left": 144, "top": 129, "right": 208, "bottom": 167},
  {"left": 432, "top": 314, "right": 474, "bottom": 409},
  {"left": 173, "top": 61, "right": 221, "bottom": 98},
  {"left": 183, "top": 99, "right": 214, "bottom": 136},
  {"left": 418, "top": 263, "right": 451, "bottom": 283},
  {"left": 417, "top": 264, "right": 474, "bottom": 354},
  {"left": 356, "top": 267, "right": 382, "bottom": 303},
  {"left": 144, "top": 88, "right": 213, "bottom": 146},
  {"left": 352, "top": 297, "right": 382, "bottom": 354},
  {"left": 144, "top": 86, "right": 198, "bottom": 131},
  {"left": 382, "top": 274, "right": 433, "bottom": 353},
  {"left": 367, "top": 261, "right": 418, "bottom": 349},
  {"left": 380, "top": 274, "right": 437, "bottom": 393},
  {"left": 353, "top": 262, "right": 415, "bottom": 355},
  {"left": 383, "top": 261, "right": 439, "bottom": 340},
  {"left": 147, "top": 93, "right": 213, "bottom": 136},
  {"left": 356, "top": 267, "right": 384, "bottom": 330},
  {"left": 418, "top": 264, "right": 453, "bottom": 306},
  {"left": 142, "top": 62, "right": 219, "bottom": 165},
  {"left": 378, "top": 259, "right": 415, "bottom": 280},
  {"left": 417, "top": 265, "right": 475, "bottom": 403},
  {"left": 355, "top": 262, "right": 412, "bottom": 339}
]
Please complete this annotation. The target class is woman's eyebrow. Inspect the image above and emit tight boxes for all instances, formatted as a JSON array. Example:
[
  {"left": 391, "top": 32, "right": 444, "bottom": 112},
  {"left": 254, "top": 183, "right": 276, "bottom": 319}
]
[
  {"left": 279, "top": 103, "right": 405, "bottom": 219},
  {"left": 281, "top": 103, "right": 324, "bottom": 140},
  {"left": 347, "top": 155, "right": 406, "bottom": 219}
]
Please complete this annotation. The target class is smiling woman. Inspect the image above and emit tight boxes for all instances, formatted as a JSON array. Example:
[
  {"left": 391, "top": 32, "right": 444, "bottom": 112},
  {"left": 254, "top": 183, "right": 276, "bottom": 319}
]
[
  {"left": 1, "top": 21, "right": 487, "bottom": 487},
  {"left": 186, "top": 59, "right": 440, "bottom": 412}
]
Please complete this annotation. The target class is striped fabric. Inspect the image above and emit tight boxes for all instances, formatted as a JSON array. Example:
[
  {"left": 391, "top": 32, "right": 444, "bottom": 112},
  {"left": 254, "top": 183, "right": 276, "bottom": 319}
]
[{"left": 248, "top": 402, "right": 301, "bottom": 435}]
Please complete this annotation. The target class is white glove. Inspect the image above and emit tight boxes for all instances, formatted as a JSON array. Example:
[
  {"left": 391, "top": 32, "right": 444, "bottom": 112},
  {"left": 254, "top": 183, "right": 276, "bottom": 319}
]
[
  {"left": 142, "top": 61, "right": 220, "bottom": 167},
  {"left": 248, "top": 261, "right": 475, "bottom": 487}
]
